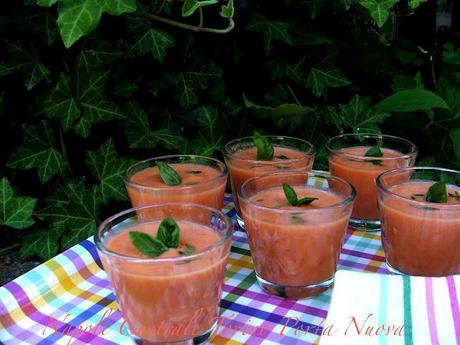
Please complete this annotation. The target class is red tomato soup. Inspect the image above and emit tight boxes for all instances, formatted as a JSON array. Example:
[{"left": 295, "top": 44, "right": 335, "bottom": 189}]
[
  {"left": 126, "top": 163, "right": 227, "bottom": 210},
  {"left": 329, "top": 146, "right": 409, "bottom": 220},
  {"left": 379, "top": 181, "right": 460, "bottom": 276},
  {"left": 102, "top": 221, "right": 229, "bottom": 342}
]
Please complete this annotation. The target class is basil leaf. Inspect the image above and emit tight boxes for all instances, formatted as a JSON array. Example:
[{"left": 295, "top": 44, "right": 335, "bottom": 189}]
[
  {"left": 179, "top": 244, "right": 196, "bottom": 256},
  {"left": 157, "top": 217, "right": 180, "bottom": 248},
  {"left": 364, "top": 144, "right": 384, "bottom": 157},
  {"left": 364, "top": 144, "right": 383, "bottom": 165},
  {"left": 425, "top": 181, "right": 448, "bottom": 203},
  {"left": 186, "top": 170, "right": 202, "bottom": 174},
  {"left": 156, "top": 161, "right": 182, "bottom": 186},
  {"left": 283, "top": 183, "right": 299, "bottom": 206},
  {"left": 296, "top": 196, "right": 319, "bottom": 206},
  {"left": 253, "top": 131, "right": 274, "bottom": 160},
  {"left": 129, "top": 231, "right": 168, "bottom": 258},
  {"left": 283, "top": 183, "right": 318, "bottom": 206},
  {"left": 448, "top": 192, "right": 460, "bottom": 201}
]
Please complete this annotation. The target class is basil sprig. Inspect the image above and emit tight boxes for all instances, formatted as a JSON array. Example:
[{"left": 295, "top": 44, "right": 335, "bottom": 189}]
[
  {"left": 364, "top": 143, "right": 383, "bottom": 166},
  {"left": 156, "top": 161, "right": 182, "bottom": 186},
  {"left": 425, "top": 181, "right": 448, "bottom": 203},
  {"left": 129, "top": 217, "right": 185, "bottom": 258},
  {"left": 282, "top": 183, "right": 318, "bottom": 206},
  {"left": 253, "top": 131, "right": 274, "bottom": 160}
]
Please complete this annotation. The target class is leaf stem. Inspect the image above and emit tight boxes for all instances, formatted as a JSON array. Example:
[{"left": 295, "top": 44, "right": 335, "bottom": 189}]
[
  {"left": 0, "top": 243, "right": 20, "bottom": 255},
  {"left": 285, "top": 84, "right": 301, "bottom": 105},
  {"left": 135, "top": 12, "right": 235, "bottom": 34},
  {"left": 198, "top": 7, "right": 204, "bottom": 29}
]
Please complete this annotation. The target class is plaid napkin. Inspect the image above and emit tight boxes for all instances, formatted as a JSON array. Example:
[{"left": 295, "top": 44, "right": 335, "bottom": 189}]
[{"left": 319, "top": 270, "right": 460, "bottom": 345}]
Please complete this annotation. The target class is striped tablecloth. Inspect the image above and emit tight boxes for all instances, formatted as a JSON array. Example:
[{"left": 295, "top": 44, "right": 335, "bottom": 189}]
[{"left": 0, "top": 195, "right": 387, "bottom": 345}]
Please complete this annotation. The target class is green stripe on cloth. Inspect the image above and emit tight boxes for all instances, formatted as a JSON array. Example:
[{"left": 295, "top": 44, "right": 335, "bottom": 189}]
[
  {"left": 378, "top": 274, "right": 388, "bottom": 345},
  {"left": 403, "top": 276, "right": 413, "bottom": 345}
]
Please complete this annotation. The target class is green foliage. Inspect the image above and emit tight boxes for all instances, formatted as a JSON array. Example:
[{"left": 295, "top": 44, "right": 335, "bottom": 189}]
[
  {"left": 377, "top": 89, "right": 450, "bottom": 113},
  {"left": 0, "top": 178, "right": 37, "bottom": 229},
  {"left": 0, "top": 0, "right": 459, "bottom": 261}
]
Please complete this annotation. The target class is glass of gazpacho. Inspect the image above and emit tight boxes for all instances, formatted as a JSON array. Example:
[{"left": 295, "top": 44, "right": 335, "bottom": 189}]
[
  {"left": 125, "top": 155, "right": 227, "bottom": 210},
  {"left": 377, "top": 167, "right": 460, "bottom": 276},
  {"left": 224, "top": 133, "right": 315, "bottom": 228},
  {"left": 95, "top": 203, "right": 233, "bottom": 344},
  {"left": 238, "top": 172, "right": 355, "bottom": 299},
  {"left": 326, "top": 133, "right": 417, "bottom": 231}
]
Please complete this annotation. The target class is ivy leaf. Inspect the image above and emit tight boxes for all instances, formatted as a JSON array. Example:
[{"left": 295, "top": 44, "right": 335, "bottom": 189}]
[
  {"left": 443, "top": 43, "right": 460, "bottom": 65},
  {"left": 376, "top": 89, "right": 450, "bottom": 112},
  {"left": 123, "top": 101, "right": 155, "bottom": 148},
  {"left": 220, "top": 0, "right": 234, "bottom": 18},
  {"left": 40, "top": 73, "right": 80, "bottom": 131},
  {"left": 244, "top": 95, "right": 313, "bottom": 119},
  {"left": 126, "top": 28, "right": 175, "bottom": 63},
  {"left": 193, "top": 105, "right": 223, "bottom": 154},
  {"left": 0, "top": 178, "right": 37, "bottom": 229},
  {"left": 246, "top": 16, "right": 293, "bottom": 55},
  {"left": 7, "top": 121, "right": 67, "bottom": 184},
  {"left": 0, "top": 40, "right": 50, "bottom": 90},
  {"left": 77, "top": 41, "right": 123, "bottom": 72},
  {"left": 122, "top": 102, "right": 185, "bottom": 150},
  {"left": 306, "top": 67, "right": 351, "bottom": 97},
  {"left": 20, "top": 227, "right": 61, "bottom": 260},
  {"left": 37, "top": 0, "right": 58, "bottom": 6},
  {"left": 450, "top": 129, "right": 460, "bottom": 163},
  {"left": 342, "top": 0, "right": 356, "bottom": 10},
  {"left": 265, "top": 61, "right": 303, "bottom": 83},
  {"left": 177, "top": 73, "right": 198, "bottom": 109},
  {"left": 157, "top": 217, "right": 180, "bottom": 248},
  {"left": 327, "top": 95, "right": 390, "bottom": 133},
  {"left": 176, "top": 63, "right": 222, "bottom": 109},
  {"left": 36, "top": 181, "right": 101, "bottom": 249},
  {"left": 358, "top": 0, "right": 399, "bottom": 28},
  {"left": 408, "top": 0, "right": 426, "bottom": 9},
  {"left": 54, "top": 0, "right": 137, "bottom": 48},
  {"left": 152, "top": 129, "right": 187, "bottom": 151},
  {"left": 85, "top": 139, "right": 134, "bottom": 203},
  {"left": 182, "top": 0, "right": 218, "bottom": 17}
]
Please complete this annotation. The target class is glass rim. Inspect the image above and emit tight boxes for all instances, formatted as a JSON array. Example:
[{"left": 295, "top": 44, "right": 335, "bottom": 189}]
[
  {"left": 124, "top": 154, "right": 227, "bottom": 191},
  {"left": 376, "top": 166, "right": 460, "bottom": 209},
  {"left": 325, "top": 133, "right": 418, "bottom": 161},
  {"left": 223, "top": 135, "right": 315, "bottom": 164},
  {"left": 94, "top": 202, "right": 234, "bottom": 263},
  {"left": 238, "top": 171, "right": 356, "bottom": 214}
]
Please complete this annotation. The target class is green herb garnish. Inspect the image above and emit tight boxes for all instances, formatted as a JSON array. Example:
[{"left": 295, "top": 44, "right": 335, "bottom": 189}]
[
  {"left": 186, "top": 170, "right": 202, "bottom": 174},
  {"left": 410, "top": 193, "right": 425, "bottom": 200},
  {"left": 282, "top": 183, "right": 318, "bottom": 206},
  {"left": 364, "top": 144, "right": 383, "bottom": 166},
  {"left": 157, "top": 217, "right": 180, "bottom": 248},
  {"left": 129, "top": 231, "right": 168, "bottom": 258},
  {"left": 179, "top": 244, "right": 196, "bottom": 256},
  {"left": 253, "top": 131, "right": 274, "bottom": 160},
  {"left": 130, "top": 217, "right": 181, "bottom": 257},
  {"left": 276, "top": 155, "right": 289, "bottom": 160},
  {"left": 156, "top": 161, "right": 182, "bottom": 186},
  {"left": 448, "top": 191, "right": 460, "bottom": 201},
  {"left": 425, "top": 181, "right": 448, "bottom": 203}
]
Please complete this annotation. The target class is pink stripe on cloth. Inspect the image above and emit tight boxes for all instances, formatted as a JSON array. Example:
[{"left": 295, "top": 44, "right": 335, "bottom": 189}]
[
  {"left": 425, "top": 278, "right": 439, "bottom": 345},
  {"left": 446, "top": 276, "right": 460, "bottom": 345}
]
